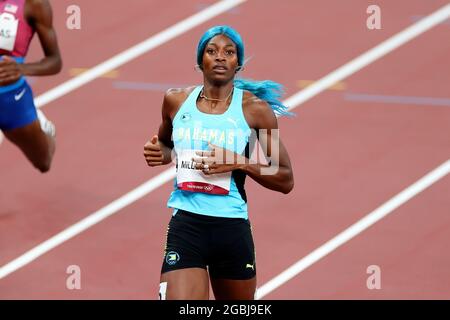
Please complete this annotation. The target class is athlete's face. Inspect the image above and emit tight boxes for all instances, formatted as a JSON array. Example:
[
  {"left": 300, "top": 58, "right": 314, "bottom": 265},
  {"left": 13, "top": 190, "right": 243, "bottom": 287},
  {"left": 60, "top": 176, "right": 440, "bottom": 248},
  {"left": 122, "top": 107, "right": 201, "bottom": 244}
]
[{"left": 201, "top": 35, "right": 239, "bottom": 83}]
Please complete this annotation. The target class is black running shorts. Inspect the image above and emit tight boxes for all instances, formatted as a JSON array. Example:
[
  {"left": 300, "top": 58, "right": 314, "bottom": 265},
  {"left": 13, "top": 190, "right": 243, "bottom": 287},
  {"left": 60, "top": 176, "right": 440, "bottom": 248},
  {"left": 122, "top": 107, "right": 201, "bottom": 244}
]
[{"left": 161, "top": 209, "right": 256, "bottom": 280}]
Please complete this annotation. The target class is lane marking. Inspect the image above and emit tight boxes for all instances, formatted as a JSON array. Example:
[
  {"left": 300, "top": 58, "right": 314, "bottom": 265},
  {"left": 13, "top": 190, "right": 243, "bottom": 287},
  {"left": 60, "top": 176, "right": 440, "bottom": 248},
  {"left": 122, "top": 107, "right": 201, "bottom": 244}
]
[
  {"left": 256, "top": 3, "right": 450, "bottom": 298},
  {"left": 282, "top": 3, "right": 450, "bottom": 110},
  {"left": 0, "top": 168, "right": 176, "bottom": 279},
  {"left": 345, "top": 93, "right": 450, "bottom": 107},
  {"left": 298, "top": 80, "right": 347, "bottom": 91},
  {"left": 1, "top": 3, "right": 449, "bottom": 282},
  {"left": 69, "top": 68, "right": 120, "bottom": 79},
  {"left": 112, "top": 81, "right": 190, "bottom": 92},
  {"left": 256, "top": 159, "right": 450, "bottom": 299},
  {"left": 34, "top": 0, "right": 247, "bottom": 108},
  {"left": 196, "top": 3, "right": 241, "bottom": 15},
  {"left": 411, "top": 15, "right": 450, "bottom": 26}
]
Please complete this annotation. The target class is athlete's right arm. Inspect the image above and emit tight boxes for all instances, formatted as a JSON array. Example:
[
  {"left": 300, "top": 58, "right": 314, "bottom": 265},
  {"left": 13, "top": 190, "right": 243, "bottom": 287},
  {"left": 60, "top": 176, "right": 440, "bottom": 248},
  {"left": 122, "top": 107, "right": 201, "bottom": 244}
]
[
  {"left": 21, "top": 0, "right": 62, "bottom": 76},
  {"left": 144, "top": 89, "right": 186, "bottom": 167}
]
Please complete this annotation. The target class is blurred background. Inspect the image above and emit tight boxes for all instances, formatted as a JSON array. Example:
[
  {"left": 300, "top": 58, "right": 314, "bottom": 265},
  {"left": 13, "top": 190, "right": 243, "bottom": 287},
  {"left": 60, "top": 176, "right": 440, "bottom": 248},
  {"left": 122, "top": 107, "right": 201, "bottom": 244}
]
[{"left": 0, "top": 0, "right": 449, "bottom": 299}]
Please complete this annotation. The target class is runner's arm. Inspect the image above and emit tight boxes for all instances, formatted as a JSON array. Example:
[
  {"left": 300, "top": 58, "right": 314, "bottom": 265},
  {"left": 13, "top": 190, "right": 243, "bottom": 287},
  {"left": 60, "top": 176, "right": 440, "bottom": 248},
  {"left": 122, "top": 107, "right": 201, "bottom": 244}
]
[
  {"left": 241, "top": 101, "right": 294, "bottom": 194},
  {"left": 20, "top": 0, "right": 62, "bottom": 76}
]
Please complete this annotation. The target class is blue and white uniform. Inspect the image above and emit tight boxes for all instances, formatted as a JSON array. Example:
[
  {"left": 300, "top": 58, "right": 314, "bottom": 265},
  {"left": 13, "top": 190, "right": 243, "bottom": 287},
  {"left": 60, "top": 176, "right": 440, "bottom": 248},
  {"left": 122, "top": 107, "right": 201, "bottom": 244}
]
[
  {"left": 167, "top": 86, "right": 252, "bottom": 219},
  {"left": 0, "top": 0, "right": 37, "bottom": 131}
]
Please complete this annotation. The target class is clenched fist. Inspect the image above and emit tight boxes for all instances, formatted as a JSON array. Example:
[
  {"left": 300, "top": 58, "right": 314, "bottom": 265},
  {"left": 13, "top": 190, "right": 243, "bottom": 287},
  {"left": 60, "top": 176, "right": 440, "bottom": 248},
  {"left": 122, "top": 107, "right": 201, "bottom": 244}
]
[
  {"left": 0, "top": 56, "right": 23, "bottom": 86},
  {"left": 144, "top": 135, "right": 164, "bottom": 167}
]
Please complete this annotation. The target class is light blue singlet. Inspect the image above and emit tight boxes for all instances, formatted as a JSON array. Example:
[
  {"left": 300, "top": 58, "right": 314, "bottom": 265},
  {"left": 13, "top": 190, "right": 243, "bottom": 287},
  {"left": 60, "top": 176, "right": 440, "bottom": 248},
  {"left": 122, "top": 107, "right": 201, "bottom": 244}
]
[{"left": 167, "top": 86, "right": 252, "bottom": 219}]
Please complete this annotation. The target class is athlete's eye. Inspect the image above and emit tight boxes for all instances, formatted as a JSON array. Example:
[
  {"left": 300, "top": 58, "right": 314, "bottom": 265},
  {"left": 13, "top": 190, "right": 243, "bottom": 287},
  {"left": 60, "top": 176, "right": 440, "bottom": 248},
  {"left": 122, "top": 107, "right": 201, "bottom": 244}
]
[
  {"left": 206, "top": 48, "right": 216, "bottom": 55},
  {"left": 225, "top": 50, "right": 235, "bottom": 56}
]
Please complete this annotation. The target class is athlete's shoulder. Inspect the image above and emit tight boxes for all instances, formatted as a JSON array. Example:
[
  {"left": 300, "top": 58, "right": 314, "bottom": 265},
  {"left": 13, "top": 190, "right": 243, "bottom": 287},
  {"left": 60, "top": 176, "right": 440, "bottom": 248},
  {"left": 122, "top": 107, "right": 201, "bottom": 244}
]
[
  {"left": 26, "top": 0, "right": 52, "bottom": 11},
  {"left": 163, "top": 86, "right": 197, "bottom": 120},
  {"left": 242, "top": 90, "right": 271, "bottom": 112},
  {"left": 164, "top": 86, "right": 196, "bottom": 102},
  {"left": 26, "top": 0, "right": 53, "bottom": 22},
  {"left": 242, "top": 90, "right": 276, "bottom": 124},
  {"left": 164, "top": 86, "right": 197, "bottom": 107},
  {"left": 241, "top": 90, "right": 277, "bottom": 129}
]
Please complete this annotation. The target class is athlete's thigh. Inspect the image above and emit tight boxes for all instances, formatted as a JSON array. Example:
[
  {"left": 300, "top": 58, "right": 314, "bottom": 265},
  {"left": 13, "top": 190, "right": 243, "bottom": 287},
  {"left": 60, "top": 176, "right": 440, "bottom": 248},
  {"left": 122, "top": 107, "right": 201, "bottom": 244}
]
[
  {"left": 160, "top": 267, "right": 209, "bottom": 300},
  {"left": 208, "top": 218, "right": 257, "bottom": 300},
  {"left": 159, "top": 211, "right": 210, "bottom": 300},
  {"left": 1, "top": 81, "right": 50, "bottom": 162},
  {"left": 211, "top": 276, "right": 256, "bottom": 300}
]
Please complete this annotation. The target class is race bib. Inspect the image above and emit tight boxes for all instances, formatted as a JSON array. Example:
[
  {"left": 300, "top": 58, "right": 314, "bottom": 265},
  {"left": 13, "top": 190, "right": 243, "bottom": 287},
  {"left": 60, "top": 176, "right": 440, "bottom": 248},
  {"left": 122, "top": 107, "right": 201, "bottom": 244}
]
[
  {"left": 0, "top": 12, "right": 19, "bottom": 52},
  {"left": 176, "top": 149, "right": 231, "bottom": 195}
]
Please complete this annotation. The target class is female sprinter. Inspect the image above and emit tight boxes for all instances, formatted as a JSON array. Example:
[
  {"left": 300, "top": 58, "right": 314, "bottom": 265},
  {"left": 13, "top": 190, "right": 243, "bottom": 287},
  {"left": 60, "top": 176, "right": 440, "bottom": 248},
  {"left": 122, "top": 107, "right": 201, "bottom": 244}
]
[
  {"left": 0, "top": 0, "right": 62, "bottom": 172},
  {"left": 144, "top": 25, "right": 294, "bottom": 300}
]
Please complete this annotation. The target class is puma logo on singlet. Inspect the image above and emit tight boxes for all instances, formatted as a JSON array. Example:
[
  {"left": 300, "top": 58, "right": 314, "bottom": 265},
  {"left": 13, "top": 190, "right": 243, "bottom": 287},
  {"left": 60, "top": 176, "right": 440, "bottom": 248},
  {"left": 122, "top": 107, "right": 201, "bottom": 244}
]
[
  {"left": 226, "top": 117, "right": 239, "bottom": 128},
  {"left": 246, "top": 263, "right": 254, "bottom": 270}
]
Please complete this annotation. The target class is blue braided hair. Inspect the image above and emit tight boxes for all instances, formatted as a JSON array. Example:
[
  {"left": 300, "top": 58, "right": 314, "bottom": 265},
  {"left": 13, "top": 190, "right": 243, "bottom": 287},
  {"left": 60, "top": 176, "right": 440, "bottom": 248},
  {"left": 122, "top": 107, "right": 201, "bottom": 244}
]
[{"left": 197, "top": 25, "right": 293, "bottom": 117}]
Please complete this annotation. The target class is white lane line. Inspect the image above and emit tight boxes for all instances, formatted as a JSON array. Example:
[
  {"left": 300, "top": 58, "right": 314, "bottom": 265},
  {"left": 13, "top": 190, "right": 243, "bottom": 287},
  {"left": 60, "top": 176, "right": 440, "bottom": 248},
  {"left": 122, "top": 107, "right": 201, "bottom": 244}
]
[
  {"left": 282, "top": 3, "right": 450, "bottom": 111},
  {"left": 34, "top": 0, "right": 247, "bottom": 108},
  {"left": 256, "top": 159, "right": 450, "bottom": 299},
  {"left": 1, "top": 3, "right": 449, "bottom": 281},
  {"left": 256, "top": 2, "right": 450, "bottom": 299},
  {"left": 0, "top": 168, "right": 176, "bottom": 279}
]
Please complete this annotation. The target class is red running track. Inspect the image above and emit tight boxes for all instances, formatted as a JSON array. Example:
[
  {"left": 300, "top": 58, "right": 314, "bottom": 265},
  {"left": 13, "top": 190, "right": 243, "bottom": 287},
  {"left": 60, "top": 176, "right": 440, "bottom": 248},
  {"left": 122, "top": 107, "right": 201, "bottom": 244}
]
[{"left": 0, "top": 0, "right": 449, "bottom": 299}]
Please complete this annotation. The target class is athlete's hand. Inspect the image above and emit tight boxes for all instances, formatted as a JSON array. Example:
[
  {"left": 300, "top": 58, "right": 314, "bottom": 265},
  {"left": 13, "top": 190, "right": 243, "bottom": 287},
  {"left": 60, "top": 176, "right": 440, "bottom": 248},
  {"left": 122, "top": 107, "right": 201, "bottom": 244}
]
[
  {"left": 144, "top": 135, "right": 164, "bottom": 167},
  {"left": 192, "top": 143, "right": 248, "bottom": 175},
  {"left": 0, "top": 56, "right": 23, "bottom": 86}
]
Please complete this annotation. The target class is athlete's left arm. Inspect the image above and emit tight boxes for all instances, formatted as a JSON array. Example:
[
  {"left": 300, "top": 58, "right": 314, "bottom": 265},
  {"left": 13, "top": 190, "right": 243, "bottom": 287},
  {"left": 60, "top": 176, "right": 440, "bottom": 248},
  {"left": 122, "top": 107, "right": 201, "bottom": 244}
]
[
  {"left": 240, "top": 101, "right": 294, "bottom": 194},
  {"left": 194, "top": 101, "right": 294, "bottom": 194},
  {"left": 20, "top": 0, "right": 62, "bottom": 76}
]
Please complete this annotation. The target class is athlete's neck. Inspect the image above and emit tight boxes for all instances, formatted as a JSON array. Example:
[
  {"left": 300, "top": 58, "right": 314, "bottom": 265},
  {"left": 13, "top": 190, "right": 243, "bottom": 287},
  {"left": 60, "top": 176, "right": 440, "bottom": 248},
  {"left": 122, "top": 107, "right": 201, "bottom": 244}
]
[{"left": 202, "top": 80, "right": 234, "bottom": 101}]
